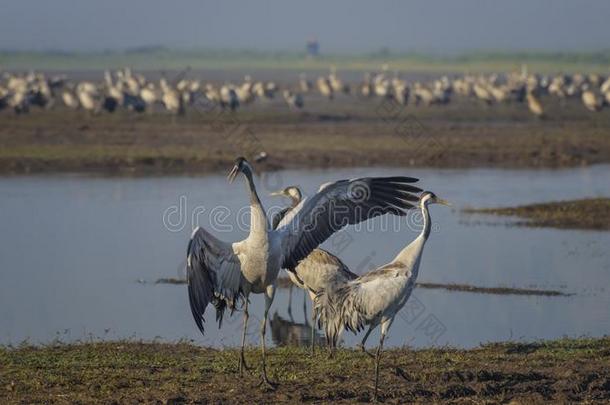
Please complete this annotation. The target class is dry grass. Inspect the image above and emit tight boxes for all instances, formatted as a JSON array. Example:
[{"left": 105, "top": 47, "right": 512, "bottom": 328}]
[{"left": 1, "top": 338, "right": 609, "bottom": 403}]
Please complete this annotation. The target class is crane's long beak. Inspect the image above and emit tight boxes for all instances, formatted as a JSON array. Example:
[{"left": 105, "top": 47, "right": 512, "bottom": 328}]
[
  {"left": 269, "top": 190, "right": 284, "bottom": 197},
  {"left": 437, "top": 198, "right": 452, "bottom": 207},
  {"left": 227, "top": 165, "right": 239, "bottom": 183}
]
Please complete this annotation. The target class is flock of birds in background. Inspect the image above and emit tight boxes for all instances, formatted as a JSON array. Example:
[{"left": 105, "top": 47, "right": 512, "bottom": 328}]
[{"left": 2, "top": 65, "right": 610, "bottom": 117}]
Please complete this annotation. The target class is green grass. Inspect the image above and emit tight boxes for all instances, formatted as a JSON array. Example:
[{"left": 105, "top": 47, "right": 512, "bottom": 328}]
[
  {"left": 1, "top": 337, "right": 610, "bottom": 403},
  {"left": 3, "top": 48, "right": 610, "bottom": 73}
]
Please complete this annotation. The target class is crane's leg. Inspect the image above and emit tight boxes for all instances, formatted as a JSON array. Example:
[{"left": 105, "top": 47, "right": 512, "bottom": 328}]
[
  {"left": 358, "top": 325, "right": 375, "bottom": 358},
  {"left": 238, "top": 298, "right": 250, "bottom": 375},
  {"left": 302, "top": 289, "right": 308, "bottom": 325},
  {"left": 326, "top": 324, "right": 343, "bottom": 359},
  {"left": 287, "top": 284, "right": 294, "bottom": 322},
  {"left": 259, "top": 284, "right": 277, "bottom": 389},
  {"left": 373, "top": 319, "right": 393, "bottom": 402},
  {"left": 310, "top": 300, "right": 316, "bottom": 355}
]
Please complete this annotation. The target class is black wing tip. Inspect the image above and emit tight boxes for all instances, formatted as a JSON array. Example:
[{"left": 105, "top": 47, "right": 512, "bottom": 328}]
[
  {"left": 188, "top": 285, "right": 207, "bottom": 335},
  {"left": 371, "top": 176, "right": 419, "bottom": 184}
]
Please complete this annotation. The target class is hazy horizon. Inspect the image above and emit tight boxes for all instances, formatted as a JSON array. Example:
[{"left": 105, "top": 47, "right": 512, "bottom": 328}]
[{"left": 1, "top": 0, "right": 609, "bottom": 55}]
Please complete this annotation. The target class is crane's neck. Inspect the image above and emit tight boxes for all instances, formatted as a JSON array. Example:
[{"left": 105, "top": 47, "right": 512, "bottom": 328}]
[
  {"left": 393, "top": 200, "right": 431, "bottom": 272},
  {"left": 243, "top": 171, "right": 269, "bottom": 238},
  {"left": 290, "top": 196, "right": 301, "bottom": 208}
]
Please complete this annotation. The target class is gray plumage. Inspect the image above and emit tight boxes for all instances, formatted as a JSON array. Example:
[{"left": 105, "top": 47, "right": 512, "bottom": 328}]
[
  {"left": 271, "top": 186, "right": 359, "bottom": 351},
  {"left": 186, "top": 157, "right": 421, "bottom": 386},
  {"left": 313, "top": 191, "right": 450, "bottom": 400}
]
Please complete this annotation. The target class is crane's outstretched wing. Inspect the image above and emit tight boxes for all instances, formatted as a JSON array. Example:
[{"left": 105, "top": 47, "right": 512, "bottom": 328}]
[
  {"left": 277, "top": 176, "right": 421, "bottom": 270},
  {"left": 186, "top": 226, "right": 244, "bottom": 334}
]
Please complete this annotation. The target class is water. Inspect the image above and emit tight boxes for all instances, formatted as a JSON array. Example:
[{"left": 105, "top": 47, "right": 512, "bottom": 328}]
[{"left": 1, "top": 166, "right": 609, "bottom": 349}]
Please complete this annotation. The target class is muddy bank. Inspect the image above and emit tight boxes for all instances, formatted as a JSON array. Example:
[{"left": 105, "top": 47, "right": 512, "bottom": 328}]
[
  {"left": 154, "top": 277, "right": 571, "bottom": 296},
  {"left": 1, "top": 97, "right": 610, "bottom": 175},
  {"left": 2, "top": 338, "right": 609, "bottom": 403},
  {"left": 464, "top": 198, "right": 610, "bottom": 231}
]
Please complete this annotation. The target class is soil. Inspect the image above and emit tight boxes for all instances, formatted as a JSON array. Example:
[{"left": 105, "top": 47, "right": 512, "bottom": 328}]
[
  {"left": 1, "top": 95, "right": 609, "bottom": 175},
  {"left": 2, "top": 338, "right": 609, "bottom": 404}
]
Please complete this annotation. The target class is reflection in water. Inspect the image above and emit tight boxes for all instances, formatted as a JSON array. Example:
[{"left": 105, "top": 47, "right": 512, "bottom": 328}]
[
  {"left": 270, "top": 312, "right": 325, "bottom": 347},
  {"left": 285, "top": 282, "right": 309, "bottom": 323}
]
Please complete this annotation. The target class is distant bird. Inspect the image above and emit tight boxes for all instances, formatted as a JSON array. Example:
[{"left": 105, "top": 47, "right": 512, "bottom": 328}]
[
  {"left": 373, "top": 74, "right": 391, "bottom": 98},
  {"left": 220, "top": 84, "right": 239, "bottom": 111},
  {"left": 329, "top": 66, "right": 350, "bottom": 94},
  {"left": 140, "top": 83, "right": 158, "bottom": 112},
  {"left": 581, "top": 90, "right": 604, "bottom": 112},
  {"left": 186, "top": 157, "right": 421, "bottom": 387},
  {"left": 61, "top": 87, "right": 79, "bottom": 109},
  {"left": 489, "top": 85, "right": 509, "bottom": 103},
  {"left": 265, "top": 82, "right": 279, "bottom": 98},
  {"left": 235, "top": 76, "right": 255, "bottom": 105},
  {"left": 8, "top": 90, "right": 29, "bottom": 114},
  {"left": 360, "top": 73, "right": 374, "bottom": 98},
  {"left": 283, "top": 90, "right": 304, "bottom": 109},
  {"left": 317, "top": 76, "right": 334, "bottom": 100},
  {"left": 526, "top": 90, "right": 544, "bottom": 118},
  {"left": 0, "top": 91, "right": 8, "bottom": 112},
  {"left": 299, "top": 73, "right": 313, "bottom": 93},
  {"left": 76, "top": 82, "right": 98, "bottom": 114},
  {"left": 254, "top": 151, "right": 268, "bottom": 163},
  {"left": 160, "top": 78, "right": 184, "bottom": 116},
  {"left": 473, "top": 83, "right": 493, "bottom": 105},
  {"left": 314, "top": 191, "right": 450, "bottom": 401}
]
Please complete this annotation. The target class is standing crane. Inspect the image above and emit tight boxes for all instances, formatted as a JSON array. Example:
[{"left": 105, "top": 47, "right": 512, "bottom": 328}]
[
  {"left": 186, "top": 157, "right": 421, "bottom": 387},
  {"left": 270, "top": 186, "right": 358, "bottom": 354},
  {"left": 314, "top": 191, "right": 450, "bottom": 401},
  {"left": 526, "top": 89, "right": 544, "bottom": 118}
]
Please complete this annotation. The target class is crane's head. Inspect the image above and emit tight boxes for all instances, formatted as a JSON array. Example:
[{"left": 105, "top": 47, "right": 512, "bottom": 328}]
[
  {"left": 420, "top": 191, "right": 451, "bottom": 207},
  {"left": 227, "top": 156, "right": 254, "bottom": 183},
  {"left": 270, "top": 186, "right": 302, "bottom": 205}
]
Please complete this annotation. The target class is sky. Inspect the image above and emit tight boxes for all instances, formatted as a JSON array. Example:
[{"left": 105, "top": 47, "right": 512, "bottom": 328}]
[{"left": 0, "top": 0, "right": 608, "bottom": 54}]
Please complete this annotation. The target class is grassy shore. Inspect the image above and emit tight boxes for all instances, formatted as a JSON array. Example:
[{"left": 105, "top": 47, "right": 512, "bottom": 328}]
[
  {"left": 1, "top": 338, "right": 609, "bottom": 403},
  {"left": 1, "top": 96, "right": 609, "bottom": 175},
  {"left": 464, "top": 198, "right": 610, "bottom": 231}
]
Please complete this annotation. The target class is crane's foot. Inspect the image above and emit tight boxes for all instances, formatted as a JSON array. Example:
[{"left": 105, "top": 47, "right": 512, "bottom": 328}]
[
  {"left": 238, "top": 354, "right": 251, "bottom": 376},
  {"left": 239, "top": 359, "right": 252, "bottom": 377},
  {"left": 258, "top": 375, "right": 278, "bottom": 391},
  {"left": 394, "top": 366, "right": 412, "bottom": 381},
  {"left": 357, "top": 343, "right": 375, "bottom": 359}
]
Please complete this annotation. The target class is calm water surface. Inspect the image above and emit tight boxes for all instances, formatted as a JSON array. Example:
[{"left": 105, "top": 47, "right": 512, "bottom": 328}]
[{"left": 1, "top": 166, "right": 609, "bottom": 348}]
